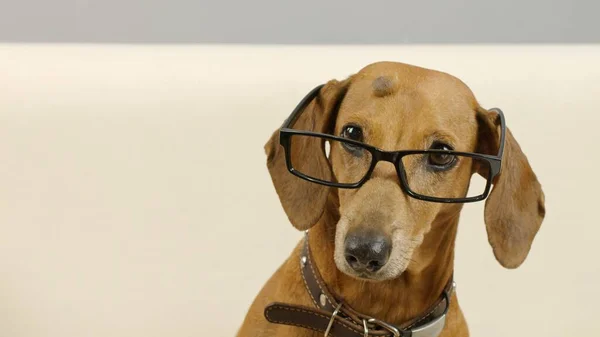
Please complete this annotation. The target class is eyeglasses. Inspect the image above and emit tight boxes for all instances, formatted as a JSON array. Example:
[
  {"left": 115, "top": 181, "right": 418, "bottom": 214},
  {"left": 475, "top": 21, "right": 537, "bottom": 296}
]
[{"left": 279, "top": 85, "right": 506, "bottom": 203}]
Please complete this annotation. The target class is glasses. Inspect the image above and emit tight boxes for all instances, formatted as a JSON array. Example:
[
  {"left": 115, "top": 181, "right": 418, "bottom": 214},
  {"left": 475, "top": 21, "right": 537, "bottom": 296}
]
[{"left": 279, "top": 85, "right": 506, "bottom": 203}]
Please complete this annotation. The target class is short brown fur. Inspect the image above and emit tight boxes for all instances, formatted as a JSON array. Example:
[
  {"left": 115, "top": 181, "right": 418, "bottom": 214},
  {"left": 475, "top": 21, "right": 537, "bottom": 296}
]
[{"left": 238, "top": 61, "right": 545, "bottom": 337}]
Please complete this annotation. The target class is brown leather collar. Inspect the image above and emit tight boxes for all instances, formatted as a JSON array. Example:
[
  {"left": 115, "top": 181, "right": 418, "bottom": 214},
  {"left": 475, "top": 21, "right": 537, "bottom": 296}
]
[{"left": 264, "top": 232, "right": 455, "bottom": 337}]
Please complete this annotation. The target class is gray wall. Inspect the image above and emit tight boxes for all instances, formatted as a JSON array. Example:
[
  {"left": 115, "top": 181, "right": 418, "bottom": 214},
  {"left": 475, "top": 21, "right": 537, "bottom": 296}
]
[{"left": 1, "top": 0, "right": 599, "bottom": 43}]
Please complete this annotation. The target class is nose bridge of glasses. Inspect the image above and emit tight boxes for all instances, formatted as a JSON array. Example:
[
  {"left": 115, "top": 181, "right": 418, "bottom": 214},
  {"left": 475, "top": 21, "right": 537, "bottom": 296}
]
[
  {"left": 369, "top": 150, "right": 401, "bottom": 181},
  {"left": 375, "top": 150, "right": 399, "bottom": 164}
]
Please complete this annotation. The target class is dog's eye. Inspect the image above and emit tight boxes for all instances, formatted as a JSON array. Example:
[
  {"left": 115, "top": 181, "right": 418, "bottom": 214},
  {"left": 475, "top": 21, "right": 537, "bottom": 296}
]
[
  {"left": 340, "top": 124, "right": 365, "bottom": 156},
  {"left": 341, "top": 125, "right": 363, "bottom": 142},
  {"left": 427, "top": 142, "right": 456, "bottom": 169}
]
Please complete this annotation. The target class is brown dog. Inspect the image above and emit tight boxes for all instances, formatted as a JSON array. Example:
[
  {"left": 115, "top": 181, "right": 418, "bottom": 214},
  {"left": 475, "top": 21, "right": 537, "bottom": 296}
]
[{"left": 238, "top": 61, "right": 545, "bottom": 337}]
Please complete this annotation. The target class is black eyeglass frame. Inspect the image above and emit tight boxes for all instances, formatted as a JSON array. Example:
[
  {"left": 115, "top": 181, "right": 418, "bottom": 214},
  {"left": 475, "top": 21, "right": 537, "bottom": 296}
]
[{"left": 278, "top": 85, "right": 506, "bottom": 203}]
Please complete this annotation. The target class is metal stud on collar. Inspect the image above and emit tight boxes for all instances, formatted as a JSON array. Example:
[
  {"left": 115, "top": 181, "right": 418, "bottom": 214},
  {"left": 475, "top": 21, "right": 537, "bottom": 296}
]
[
  {"left": 319, "top": 293, "right": 327, "bottom": 307},
  {"left": 300, "top": 256, "right": 307, "bottom": 268}
]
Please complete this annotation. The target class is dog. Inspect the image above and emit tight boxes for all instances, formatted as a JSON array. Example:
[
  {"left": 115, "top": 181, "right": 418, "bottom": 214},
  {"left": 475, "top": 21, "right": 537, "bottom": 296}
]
[{"left": 237, "top": 61, "right": 545, "bottom": 337}]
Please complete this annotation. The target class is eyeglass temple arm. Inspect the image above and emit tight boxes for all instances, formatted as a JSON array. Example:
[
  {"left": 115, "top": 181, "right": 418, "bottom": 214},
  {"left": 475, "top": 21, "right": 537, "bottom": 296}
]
[
  {"left": 488, "top": 108, "right": 507, "bottom": 159},
  {"left": 280, "top": 85, "right": 325, "bottom": 129}
]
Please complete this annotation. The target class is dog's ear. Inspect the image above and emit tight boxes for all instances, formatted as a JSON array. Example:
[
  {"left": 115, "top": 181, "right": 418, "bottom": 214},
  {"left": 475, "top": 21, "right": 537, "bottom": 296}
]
[
  {"left": 265, "top": 79, "right": 350, "bottom": 230},
  {"left": 476, "top": 107, "right": 546, "bottom": 268}
]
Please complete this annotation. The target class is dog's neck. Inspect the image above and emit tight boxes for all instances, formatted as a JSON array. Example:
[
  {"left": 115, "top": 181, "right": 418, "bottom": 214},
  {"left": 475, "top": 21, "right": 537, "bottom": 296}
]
[{"left": 307, "top": 198, "right": 459, "bottom": 325}]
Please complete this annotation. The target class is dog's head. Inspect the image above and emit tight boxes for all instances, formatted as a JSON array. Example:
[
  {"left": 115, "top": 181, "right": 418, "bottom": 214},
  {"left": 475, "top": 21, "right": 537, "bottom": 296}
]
[{"left": 265, "top": 62, "right": 545, "bottom": 281}]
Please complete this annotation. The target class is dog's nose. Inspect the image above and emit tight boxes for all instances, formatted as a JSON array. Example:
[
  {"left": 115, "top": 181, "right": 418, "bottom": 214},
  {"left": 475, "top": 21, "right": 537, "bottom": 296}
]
[{"left": 344, "top": 229, "right": 391, "bottom": 273}]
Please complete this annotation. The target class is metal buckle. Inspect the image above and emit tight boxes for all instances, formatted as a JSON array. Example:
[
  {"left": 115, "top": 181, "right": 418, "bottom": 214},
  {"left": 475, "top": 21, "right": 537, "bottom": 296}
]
[
  {"left": 367, "top": 318, "right": 400, "bottom": 337},
  {"left": 324, "top": 302, "right": 343, "bottom": 337},
  {"left": 410, "top": 287, "right": 452, "bottom": 337},
  {"left": 410, "top": 314, "right": 447, "bottom": 337}
]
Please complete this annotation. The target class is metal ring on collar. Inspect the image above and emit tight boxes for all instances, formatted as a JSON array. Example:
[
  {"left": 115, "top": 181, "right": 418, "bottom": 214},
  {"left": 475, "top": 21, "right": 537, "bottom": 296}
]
[
  {"left": 367, "top": 318, "right": 400, "bottom": 337},
  {"left": 324, "top": 302, "right": 343, "bottom": 337}
]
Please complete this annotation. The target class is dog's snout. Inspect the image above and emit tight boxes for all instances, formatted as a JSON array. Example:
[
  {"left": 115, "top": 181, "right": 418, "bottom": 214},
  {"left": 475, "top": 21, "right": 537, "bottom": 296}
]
[{"left": 344, "top": 229, "right": 391, "bottom": 273}]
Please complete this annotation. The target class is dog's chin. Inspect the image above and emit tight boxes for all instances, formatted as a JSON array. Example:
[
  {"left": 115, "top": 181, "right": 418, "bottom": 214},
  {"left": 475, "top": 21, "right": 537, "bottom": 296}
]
[{"left": 333, "top": 254, "right": 406, "bottom": 282}]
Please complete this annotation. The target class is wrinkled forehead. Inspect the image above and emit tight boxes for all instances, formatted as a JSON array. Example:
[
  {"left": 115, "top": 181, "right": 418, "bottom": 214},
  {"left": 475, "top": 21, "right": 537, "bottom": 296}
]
[{"left": 337, "top": 62, "right": 480, "bottom": 149}]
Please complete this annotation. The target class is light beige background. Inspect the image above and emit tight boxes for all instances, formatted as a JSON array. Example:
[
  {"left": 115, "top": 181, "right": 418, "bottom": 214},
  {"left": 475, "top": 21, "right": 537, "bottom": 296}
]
[{"left": 0, "top": 45, "right": 598, "bottom": 337}]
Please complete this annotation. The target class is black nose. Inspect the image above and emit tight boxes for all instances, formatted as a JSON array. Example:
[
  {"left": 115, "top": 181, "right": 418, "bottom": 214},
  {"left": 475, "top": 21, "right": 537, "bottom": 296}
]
[{"left": 344, "top": 229, "right": 391, "bottom": 273}]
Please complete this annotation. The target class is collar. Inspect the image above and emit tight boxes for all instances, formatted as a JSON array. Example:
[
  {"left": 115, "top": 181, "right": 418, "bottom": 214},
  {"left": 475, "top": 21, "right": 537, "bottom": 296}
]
[{"left": 264, "top": 232, "right": 455, "bottom": 337}]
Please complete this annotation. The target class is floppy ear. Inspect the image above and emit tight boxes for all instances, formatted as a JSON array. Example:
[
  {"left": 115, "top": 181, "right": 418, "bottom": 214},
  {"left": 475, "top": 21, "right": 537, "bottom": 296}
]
[
  {"left": 476, "top": 107, "right": 546, "bottom": 268},
  {"left": 265, "top": 79, "right": 351, "bottom": 230}
]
